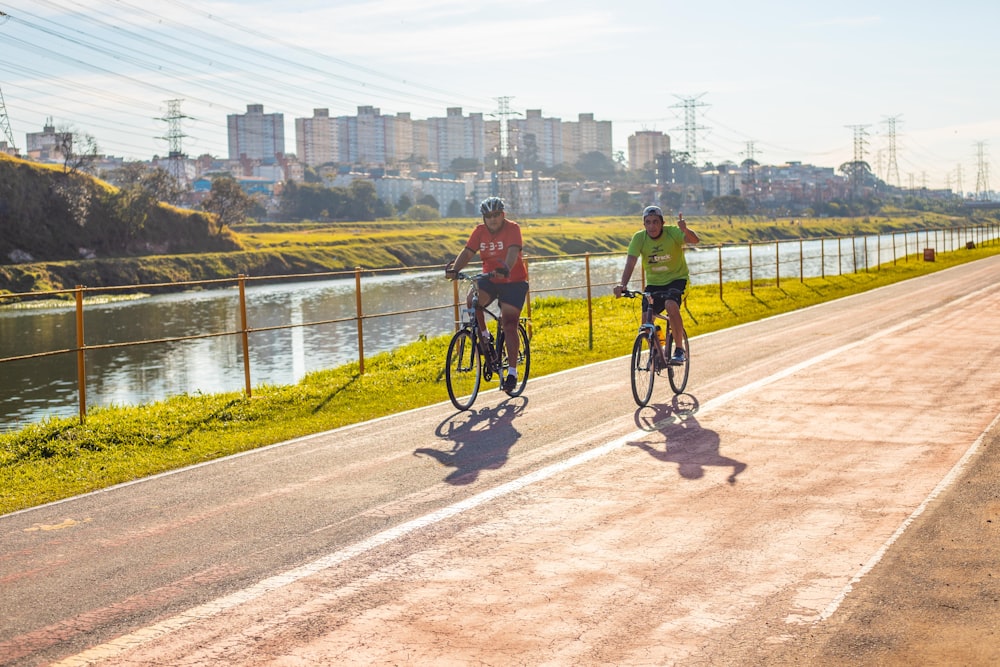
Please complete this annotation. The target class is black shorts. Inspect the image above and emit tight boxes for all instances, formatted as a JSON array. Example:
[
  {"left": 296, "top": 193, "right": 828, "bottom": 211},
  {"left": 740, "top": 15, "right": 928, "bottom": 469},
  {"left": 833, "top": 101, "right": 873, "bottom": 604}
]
[
  {"left": 476, "top": 278, "right": 529, "bottom": 311},
  {"left": 642, "top": 279, "right": 687, "bottom": 315}
]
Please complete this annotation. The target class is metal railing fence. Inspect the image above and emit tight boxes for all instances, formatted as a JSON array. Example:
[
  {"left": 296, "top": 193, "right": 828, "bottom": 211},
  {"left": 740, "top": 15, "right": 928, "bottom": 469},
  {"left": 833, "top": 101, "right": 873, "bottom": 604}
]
[{"left": 1, "top": 224, "right": 995, "bottom": 424}]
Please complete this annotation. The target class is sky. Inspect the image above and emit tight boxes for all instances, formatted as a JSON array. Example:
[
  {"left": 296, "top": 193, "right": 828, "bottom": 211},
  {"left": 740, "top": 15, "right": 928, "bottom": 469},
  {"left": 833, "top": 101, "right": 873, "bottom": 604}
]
[{"left": 1, "top": 0, "right": 998, "bottom": 195}]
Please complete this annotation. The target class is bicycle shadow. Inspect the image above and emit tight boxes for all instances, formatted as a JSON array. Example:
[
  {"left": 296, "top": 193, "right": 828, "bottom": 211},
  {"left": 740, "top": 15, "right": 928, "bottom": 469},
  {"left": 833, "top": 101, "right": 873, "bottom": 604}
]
[
  {"left": 629, "top": 395, "right": 747, "bottom": 484},
  {"left": 417, "top": 398, "right": 527, "bottom": 485}
]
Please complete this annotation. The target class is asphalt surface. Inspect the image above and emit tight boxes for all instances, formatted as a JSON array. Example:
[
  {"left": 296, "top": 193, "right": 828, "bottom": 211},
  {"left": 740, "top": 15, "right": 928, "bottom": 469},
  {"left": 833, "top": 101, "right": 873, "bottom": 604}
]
[{"left": 1, "top": 254, "right": 998, "bottom": 666}]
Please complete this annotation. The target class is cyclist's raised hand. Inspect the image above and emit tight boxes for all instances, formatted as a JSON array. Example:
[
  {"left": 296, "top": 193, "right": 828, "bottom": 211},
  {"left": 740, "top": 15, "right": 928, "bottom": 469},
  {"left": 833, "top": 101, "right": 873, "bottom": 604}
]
[
  {"left": 444, "top": 261, "right": 457, "bottom": 279},
  {"left": 493, "top": 264, "right": 510, "bottom": 278},
  {"left": 613, "top": 284, "right": 625, "bottom": 298}
]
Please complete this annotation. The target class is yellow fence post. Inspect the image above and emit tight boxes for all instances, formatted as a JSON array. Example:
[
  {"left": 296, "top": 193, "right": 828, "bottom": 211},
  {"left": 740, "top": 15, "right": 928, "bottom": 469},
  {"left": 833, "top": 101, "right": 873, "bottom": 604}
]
[
  {"left": 717, "top": 244, "right": 723, "bottom": 299},
  {"left": 355, "top": 267, "right": 365, "bottom": 375},
  {"left": 238, "top": 275, "right": 252, "bottom": 397},
  {"left": 585, "top": 253, "right": 593, "bottom": 350},
  {"left": 75, "top": 285, "right": 87, "bottom": 424}
]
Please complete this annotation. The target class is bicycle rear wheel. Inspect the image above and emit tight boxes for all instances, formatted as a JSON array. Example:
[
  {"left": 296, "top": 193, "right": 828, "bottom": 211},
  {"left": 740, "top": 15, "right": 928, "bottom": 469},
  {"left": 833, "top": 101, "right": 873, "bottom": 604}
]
[
  {"left": 445, "top": 329, "right": 481, "bottom": 410},
  {"left": 630, "top": 332, "right": 656, "bottom": 407},
  {"left": 665, "top": 329, "right": 690, "bottom": 394},
  {"left": 497, "top": 323, "right": 531, "bottom": 396}
]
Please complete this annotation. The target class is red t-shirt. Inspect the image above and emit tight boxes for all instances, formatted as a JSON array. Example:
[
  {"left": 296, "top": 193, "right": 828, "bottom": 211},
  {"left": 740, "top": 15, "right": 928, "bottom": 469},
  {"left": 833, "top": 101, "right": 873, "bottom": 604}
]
[{"left": 465, "top": 219, "right": 527, "bottom": 283}]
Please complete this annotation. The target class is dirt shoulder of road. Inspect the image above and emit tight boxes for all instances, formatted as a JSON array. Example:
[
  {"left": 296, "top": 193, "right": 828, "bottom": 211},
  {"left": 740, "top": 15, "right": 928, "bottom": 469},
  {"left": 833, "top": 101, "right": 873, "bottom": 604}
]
[{"left": 765, "top": 419, "right": 1000, "bottom": 665}]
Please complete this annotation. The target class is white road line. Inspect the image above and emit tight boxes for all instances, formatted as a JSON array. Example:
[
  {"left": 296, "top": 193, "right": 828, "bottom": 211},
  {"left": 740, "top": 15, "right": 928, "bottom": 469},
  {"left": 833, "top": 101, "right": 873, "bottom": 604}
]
[{"left": 54, "top": 285, "right": 997, "bottom": 665}]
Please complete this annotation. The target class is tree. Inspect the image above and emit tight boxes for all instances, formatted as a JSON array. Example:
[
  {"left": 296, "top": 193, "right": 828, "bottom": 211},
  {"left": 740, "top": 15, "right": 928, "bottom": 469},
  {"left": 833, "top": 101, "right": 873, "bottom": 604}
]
[
  {"left": 446, "top": 199, "right": 464, "bottom": 218},
  {"left": 706, "top": 195, "right": 749, "bottom": 224},
  {"left": 202, "top": 176, "right": 255, "bottom": 229},
  {"left": 396, "top": 194, "right": 412, "bottom": 214},
  {"left": 417, "top": 193, "right": 439, "bottom": 210},
  {"left": 56, "top": 125, "right": 99, "bottom": 175},
  {"left": 575, "top": 151, "right": 617, "bottom": 180},
  {"left": 345, "top": 179, "right": 379, "bottom": 221},
  {"left": 405, "top": 204, "right": 439, "bottom": 221},
  {"left": 609, "top": 190, "right": 640, "bottom": 215}
]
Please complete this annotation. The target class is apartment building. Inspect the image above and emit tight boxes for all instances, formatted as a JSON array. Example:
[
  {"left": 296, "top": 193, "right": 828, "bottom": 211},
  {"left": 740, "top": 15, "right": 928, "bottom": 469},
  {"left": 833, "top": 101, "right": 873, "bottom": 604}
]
[
  {"left": 295, "top": 108, "right": 338, "bottom": 166},
  {"left": 227, "top": 104, "right": 284, "bottom": 164},
  {"left": 25, "top": 118, "right": 71, "bottom": 162},
  {"left": 561, "top": 112, "right": 613, "bottom": 165},
  {"left": 509, "top": 109, "right": 564, "bottom": 169},
  {"left": 628, "top": 130, "right": 670, "bottom": 172},
  {"left": 293, "top": 106, "right": 613, "bottom": 173}
]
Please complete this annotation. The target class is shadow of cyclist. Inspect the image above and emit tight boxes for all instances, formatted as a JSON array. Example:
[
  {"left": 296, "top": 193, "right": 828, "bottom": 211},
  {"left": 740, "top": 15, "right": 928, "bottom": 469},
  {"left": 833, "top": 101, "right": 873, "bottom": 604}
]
[
  {"left": 629, "top": 398, "right": 747, "bottom": 484},
  {"left": 417, "top": 399, "right": 526, "bottom": 485}
]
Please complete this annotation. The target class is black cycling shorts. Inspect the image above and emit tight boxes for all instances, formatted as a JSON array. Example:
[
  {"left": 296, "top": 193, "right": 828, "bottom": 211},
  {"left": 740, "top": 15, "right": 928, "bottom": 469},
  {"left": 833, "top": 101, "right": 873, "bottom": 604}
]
[
  {"left": 476, "top": 278, "right": 529, "bottom": 311},
  {"left": 642, "top": 279, "right": 687, "bottom": 314}
]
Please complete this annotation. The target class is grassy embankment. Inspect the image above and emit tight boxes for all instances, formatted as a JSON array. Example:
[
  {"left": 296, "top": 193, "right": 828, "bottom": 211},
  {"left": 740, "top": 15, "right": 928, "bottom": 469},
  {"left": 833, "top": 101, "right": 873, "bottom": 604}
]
[
  {"left": 0, "top": 208, "right": 983, "bottom": 294},
  {"left": 0, "top": 214, "right": 997, "bottom": 515}
]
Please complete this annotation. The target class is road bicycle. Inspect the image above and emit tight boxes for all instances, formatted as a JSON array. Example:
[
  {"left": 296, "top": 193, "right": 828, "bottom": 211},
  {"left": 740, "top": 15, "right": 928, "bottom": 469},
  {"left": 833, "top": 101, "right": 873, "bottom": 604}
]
[
  {"left": 621, "top": 288, "right": 690, "bottom": 406},
  {"left": 444, "top": 271, "right": 531, "bottom": 410}
]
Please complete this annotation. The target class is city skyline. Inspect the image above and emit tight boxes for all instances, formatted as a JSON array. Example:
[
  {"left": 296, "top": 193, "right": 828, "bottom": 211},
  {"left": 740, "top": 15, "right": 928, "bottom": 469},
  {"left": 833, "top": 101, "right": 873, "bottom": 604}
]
[{"left": 2, "top": 0, "right": 998, "bottom": 194}]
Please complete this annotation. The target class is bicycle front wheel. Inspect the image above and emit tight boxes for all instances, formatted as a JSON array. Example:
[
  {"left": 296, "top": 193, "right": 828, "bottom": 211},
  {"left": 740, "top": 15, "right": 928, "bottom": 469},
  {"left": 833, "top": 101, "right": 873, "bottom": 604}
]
[
  {"left": 497, "top": 323, "right": 531, "bottom": 397},
  {"left": 445, "top": 329, "right": 482, "bottom": 410},
  {"left": 630, "top": 333, "right": 656, "bottom": 407},
  {"left": 666, "top": 329, "right": 690, "bottom": 394}
]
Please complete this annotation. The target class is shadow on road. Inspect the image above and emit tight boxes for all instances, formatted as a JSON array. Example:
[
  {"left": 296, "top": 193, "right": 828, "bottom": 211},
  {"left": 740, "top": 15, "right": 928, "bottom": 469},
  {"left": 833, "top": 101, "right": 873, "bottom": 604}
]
[
  {"left": 417, "top": 399, "right": 527, "bottom": 485},
  {"left": 630, "top": 396, "right": 747, "bottom": 484}
]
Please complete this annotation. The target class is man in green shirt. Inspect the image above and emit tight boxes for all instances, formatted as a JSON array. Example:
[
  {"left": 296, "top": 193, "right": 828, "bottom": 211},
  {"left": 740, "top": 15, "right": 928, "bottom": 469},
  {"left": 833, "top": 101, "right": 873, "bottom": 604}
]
[{"left": 613, "top": 205, "right": 700, "bottom": 364}]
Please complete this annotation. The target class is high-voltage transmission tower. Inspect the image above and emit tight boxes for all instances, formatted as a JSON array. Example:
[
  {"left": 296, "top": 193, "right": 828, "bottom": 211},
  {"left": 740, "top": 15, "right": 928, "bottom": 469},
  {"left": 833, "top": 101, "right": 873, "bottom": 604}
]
[
  {"left": 670, "top": 94, "right": 708, "bottom": 167},
  {"left": 0, "top": 11, "right": 18, "bottom": 155},
  {"left": 157, "top": 99, "right": 190, "bottom": 183},
  {"left": 974, "top": 142, "right": 991, "bottom": 201},
  {"left": 742, "top": 140, "right": 761, "bottom": 208},
  {"left": 489, "top": 96, "right": 521, "bottom": 205},
  {"left": 844, "top": 124, "right": 871, "bottom": 198},
  {"left": 0, "top": 84, "right": 17, "bottom": 155},
  {"left": 883, "top": 115, "right": 901, "bottom": 188}
]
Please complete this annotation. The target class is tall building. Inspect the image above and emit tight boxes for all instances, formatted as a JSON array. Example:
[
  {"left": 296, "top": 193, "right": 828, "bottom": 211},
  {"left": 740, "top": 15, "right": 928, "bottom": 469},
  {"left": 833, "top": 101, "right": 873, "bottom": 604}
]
[
  {"left": 227, "top": 104, "right": 284, "bottom": 164},
  {"left": 510, "top": 109, "right": 563, "bottom": 169},
  {"left": 295, "top": 108, "right": 338, "bottom": 167},
  {"left": 417, "top": 107, "right": 487, "bottom": 171},
  {"left": 561, "top": 113, "right": 613, "bottom": 166},
  {"left": 628, "top": 130, "right": 670, "bottom": 172}
]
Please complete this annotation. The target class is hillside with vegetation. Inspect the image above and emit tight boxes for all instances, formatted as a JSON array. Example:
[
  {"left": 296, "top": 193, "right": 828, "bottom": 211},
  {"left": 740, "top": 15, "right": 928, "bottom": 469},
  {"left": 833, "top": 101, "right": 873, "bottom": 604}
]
[{"left": 0, "top": 153, "right": 241, "bottom": 291}]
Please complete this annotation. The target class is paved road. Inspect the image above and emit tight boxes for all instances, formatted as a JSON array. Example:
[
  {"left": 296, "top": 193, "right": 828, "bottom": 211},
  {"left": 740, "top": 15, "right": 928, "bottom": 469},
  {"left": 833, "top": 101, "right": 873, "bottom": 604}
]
[{"left": 2, "top": 255, "right": 999, "bottom": 666}]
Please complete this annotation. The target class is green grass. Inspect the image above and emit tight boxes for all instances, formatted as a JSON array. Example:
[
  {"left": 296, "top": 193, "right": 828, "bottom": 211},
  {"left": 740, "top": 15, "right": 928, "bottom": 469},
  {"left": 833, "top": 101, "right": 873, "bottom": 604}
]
[{"left": 2, "top": 242, "right": 999, "bottom": 515}]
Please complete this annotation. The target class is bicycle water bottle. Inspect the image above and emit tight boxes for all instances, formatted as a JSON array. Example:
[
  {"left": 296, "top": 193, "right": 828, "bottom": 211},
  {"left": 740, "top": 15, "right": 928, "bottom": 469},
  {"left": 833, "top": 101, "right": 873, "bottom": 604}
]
[{"left": 655, "top": 325, "right": 666, "bottom": 348}]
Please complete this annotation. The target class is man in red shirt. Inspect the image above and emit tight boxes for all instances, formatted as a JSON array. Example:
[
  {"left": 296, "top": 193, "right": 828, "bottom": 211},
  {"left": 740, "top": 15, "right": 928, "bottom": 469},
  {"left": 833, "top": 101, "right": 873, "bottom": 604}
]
[{"left": 445, "top": 196, "right": 529, "bottom": 394}]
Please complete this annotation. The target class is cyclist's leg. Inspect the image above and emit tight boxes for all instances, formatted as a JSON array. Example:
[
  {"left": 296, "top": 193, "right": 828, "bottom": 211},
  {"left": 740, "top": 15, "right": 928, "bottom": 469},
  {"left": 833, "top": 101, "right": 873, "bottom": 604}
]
[
  {"left": 643, "top": 286, "right": 669, "bottom": 362},
  {"left": 497, "top": 282, "right": 528, "bottom": 380},
  {"left": 662, "top": 280, "right": 688, "bottom": 351}
]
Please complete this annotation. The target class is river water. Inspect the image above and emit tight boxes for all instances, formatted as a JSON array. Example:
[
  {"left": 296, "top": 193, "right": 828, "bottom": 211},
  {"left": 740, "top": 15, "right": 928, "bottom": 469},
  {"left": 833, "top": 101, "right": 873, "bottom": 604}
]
[{"left": 0, "top": 228, "right": 989, "bottom": 429}]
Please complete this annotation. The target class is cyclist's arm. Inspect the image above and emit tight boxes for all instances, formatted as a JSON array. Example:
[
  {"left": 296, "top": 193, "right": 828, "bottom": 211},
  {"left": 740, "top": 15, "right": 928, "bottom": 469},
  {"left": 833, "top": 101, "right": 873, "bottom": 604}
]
[
  {"left": 495, "top": 244, "right": 521, "bottom": 277},
  {"left": 446, "top": 246, "right": 476, "bottom": 276},
  {"left": 613, "top": 254, "right": 639, "bottom": 297},
  {"left": 677, "top": 214, "right": 700, "bottom": 244}
]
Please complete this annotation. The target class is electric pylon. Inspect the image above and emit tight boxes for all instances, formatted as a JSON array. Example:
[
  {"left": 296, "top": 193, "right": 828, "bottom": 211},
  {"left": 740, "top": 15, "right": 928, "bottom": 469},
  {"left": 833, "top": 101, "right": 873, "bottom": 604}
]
[
  {"left": 0, "top": 85, "right": 17, "bottom": 154},
  {"left": 157, "top": 99, "right": 190, "bottom": 183},
  {"left": 884, "top": 115, "right": 901, "bottom": 188},
  {"left": 670, "top": 94, "right": 708, "bottom": 167},
  {"left": 974, "top": 142, "right": 990, "bottom": 201}
]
